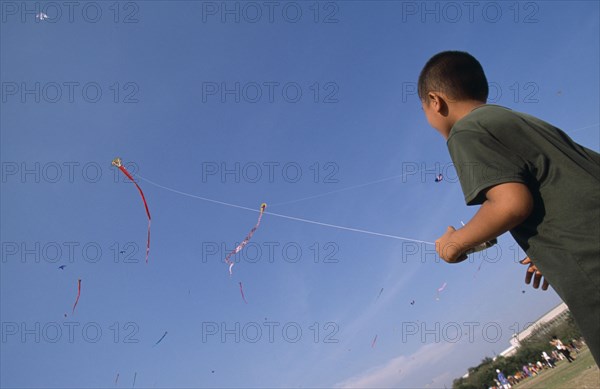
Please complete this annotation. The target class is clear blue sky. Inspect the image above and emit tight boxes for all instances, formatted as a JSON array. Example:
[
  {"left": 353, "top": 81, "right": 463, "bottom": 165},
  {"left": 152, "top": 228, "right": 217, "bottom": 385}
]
[{"left": 1, "top": 1, "right": 599, "bottom": 388}]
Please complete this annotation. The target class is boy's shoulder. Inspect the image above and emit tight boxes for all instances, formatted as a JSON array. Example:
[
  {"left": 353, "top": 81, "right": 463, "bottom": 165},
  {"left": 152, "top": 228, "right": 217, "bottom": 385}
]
[
  {"left": 455, "top": 104, "right": 518, "bottom": 128},
  {"left": 450, "top": 104, "right": 543, "bottom": 138}
]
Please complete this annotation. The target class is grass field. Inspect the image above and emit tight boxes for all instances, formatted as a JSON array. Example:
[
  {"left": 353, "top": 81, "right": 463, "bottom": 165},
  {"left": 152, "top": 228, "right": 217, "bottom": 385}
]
[{"left": 513, "top": 348, "right": 599, "bottom": 389}]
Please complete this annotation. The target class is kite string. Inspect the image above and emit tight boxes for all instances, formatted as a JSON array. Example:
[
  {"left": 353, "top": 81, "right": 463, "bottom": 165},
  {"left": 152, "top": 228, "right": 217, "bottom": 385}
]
[
  {"left": 269, "top": 123, "right": 599, "bottom": 207},
  {"left": 134, "top": 174, "right": 435, "bottom": 245},
  {"left": 268, "top": 172, "right": 412, "bottom": 207}
]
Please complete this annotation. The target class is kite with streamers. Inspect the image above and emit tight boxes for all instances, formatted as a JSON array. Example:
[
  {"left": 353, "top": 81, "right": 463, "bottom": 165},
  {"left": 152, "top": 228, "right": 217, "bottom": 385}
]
[
  {"left": 112, "top": 157, "right": 152, "bottom": 263},
  {"left": 239, "top": 282, "right": 248, "bottom": 304},
  {"left": 72, "top": 279, "right": 81, "bottom": 313},
  {"left": 224, "top": 203, "right": 267, "bottom": 275},
  {"left": 154, "top": 331, "right": 168, "bottom": 346}
]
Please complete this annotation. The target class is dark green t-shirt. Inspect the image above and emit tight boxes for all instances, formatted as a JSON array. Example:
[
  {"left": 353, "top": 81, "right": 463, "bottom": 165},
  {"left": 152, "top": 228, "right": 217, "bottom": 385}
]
[
  {"left": 448, "top": 104, "right": 600, "bottom": 288},
  {"left": 448, "top": 104, "right": 600, "bottom": 365}
]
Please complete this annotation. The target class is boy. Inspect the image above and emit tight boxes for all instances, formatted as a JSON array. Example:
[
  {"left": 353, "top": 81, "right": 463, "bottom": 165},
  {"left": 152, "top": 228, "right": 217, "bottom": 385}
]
[
  {"left": 550, "top": 335, "right": 575, "bottom": 362},
  {"left": 417, "top": 51, "right": 600, "bottom": 366}
]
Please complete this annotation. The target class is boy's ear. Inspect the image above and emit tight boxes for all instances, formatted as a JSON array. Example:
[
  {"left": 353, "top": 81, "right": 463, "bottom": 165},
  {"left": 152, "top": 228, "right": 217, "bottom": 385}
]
[{"left": 428, "top": 92, "right": 447, "bottom": 115}]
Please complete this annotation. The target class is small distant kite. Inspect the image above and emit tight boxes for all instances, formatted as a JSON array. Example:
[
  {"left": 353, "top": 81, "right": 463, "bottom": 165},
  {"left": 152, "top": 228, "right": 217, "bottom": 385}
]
[
  {"left": 224, "top": 203, "right": 267, "bottom": 275},
  {"left": 58, "top": 265, "right": 66, "bottom": 270},
  {"left": 115, "top": 373, "right": 119, "bottom": 385},
  {"left": 434, "top": 174, "right": 443, "bottom": 183},
  {"left": 371, "top": 335, "right": 378, "bottom": 348},
  {"left": 376, "top": 288, "right": 384, "bottom": 301},
  {"left": 153, "top": 331, "right": 168, "bottom": 346},
  {"left": 410, "top": 300, "right": 415, "bottom": 305},
  {"left": 436, "top": 282, "right": 447, "bottom": 300},
  {"left": 112, "top": 157, "right": 151, "bottom": 263},
  {"left": 72, "top": 279, "right": 81, "bottom": 313},
  {"left": 239, "top": 282, "right": 248, "bottom": 304},
  {"left": 133, "top": 372, "right": 137, "bottom": 388},
  {"left": 36, "top": 12, "right": 49, "bottom": 20}
]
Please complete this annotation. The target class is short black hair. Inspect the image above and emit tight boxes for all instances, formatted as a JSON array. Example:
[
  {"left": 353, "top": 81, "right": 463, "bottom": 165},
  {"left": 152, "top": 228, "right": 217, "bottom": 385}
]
[{"left": 418, "top": 51, "right": 489, "bottom": 102}]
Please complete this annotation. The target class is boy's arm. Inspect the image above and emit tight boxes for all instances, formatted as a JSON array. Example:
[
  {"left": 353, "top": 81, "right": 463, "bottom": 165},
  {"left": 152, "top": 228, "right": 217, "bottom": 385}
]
[{"left": 436, "top": 182, "right": 533, "bottom": 262}]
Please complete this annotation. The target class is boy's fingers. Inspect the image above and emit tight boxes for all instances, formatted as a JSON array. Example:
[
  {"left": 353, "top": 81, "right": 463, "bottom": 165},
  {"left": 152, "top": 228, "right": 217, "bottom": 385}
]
[
  {"left": 532, "top": 272, "right": 539, "bottom": 288},
  {"left": 520, "top": 256, "right": 531, "bottom": 265},
  {"left": 525, "top": 268, "right": 533, "bottom": 284},
  {"left": 542, "top": 279, "right": 549, "bottom": 290}
]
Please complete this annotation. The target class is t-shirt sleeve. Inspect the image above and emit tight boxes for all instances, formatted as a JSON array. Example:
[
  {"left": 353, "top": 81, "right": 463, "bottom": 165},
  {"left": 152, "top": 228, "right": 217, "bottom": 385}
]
[{"left": 447, "top": 129, "right": 529, "bottom": 205}]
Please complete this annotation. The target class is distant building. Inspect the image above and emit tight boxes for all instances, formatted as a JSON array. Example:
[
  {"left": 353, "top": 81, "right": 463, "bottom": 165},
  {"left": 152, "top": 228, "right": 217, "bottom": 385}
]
[
  {"left": 459, "top": 302, "right": 571, "bottom": 378},
  {"left": 500, "top": 302, "right": 569, "bottom": 357}
]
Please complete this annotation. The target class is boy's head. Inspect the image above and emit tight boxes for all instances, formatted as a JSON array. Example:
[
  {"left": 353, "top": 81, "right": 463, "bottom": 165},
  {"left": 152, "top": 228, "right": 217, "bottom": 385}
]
[
  {"left": 418, "top": 51, "right": 488, "bottom": 137},
  {"left": 418, "top": 51, "right": 489, "bottom": 102}
]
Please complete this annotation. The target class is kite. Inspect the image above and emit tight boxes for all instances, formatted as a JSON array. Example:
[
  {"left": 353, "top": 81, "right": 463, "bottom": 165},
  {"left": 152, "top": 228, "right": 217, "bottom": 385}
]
[
  {"left": 153, "top": 331, "right": 168, "bottom": 346},
  {"left": 72, "top": 279, "right": 81, "bottom": 314},
  {"left": 435, "top": 174, "right": 443, "bottom": 182},
  {"left": 133, "top": 372, "right": 137, "bottom": 388},
  {"left": 435, "top": 282, "right": 447, "bottom": 300},
  {"left": 58, "top": 265, "right": 66, "bottom": 270},
  {"left": 376, "top": 288, "right": 384, "bottom": 301},
  {"left": 224, "top": 203, "right": 267, "bottom": 275},
  {"left": 371, "top": 335, "right": 378, "bottom": 348},
  {"left": 239, "top": 282, "right": 248, "bottom": 304},
  {"left": 36, "top": 12, "right": 49, "bottom": 20},
  {"left": 112, "top": 157, "right": 151, "bottom": 263},
  {"left": 410, "top": 300, "right": 415, "bottom": 305},
  {"left": 115, "top": 373, "right": 119, "bottom": 385}
]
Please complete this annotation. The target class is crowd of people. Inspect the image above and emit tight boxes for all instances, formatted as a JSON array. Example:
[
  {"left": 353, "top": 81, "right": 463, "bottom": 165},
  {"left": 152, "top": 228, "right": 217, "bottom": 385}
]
[{"left": 488, "top": 337, "right": 585, "bottom": 389}]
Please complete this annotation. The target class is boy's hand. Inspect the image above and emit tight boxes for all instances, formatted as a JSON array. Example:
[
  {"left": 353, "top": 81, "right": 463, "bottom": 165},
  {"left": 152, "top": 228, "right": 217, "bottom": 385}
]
[
  {"left": 520, "top": 257, "right": 549, "bottom": 290},
  {"left": 436, "top": 226, "right": 468, "bottom": 263}
]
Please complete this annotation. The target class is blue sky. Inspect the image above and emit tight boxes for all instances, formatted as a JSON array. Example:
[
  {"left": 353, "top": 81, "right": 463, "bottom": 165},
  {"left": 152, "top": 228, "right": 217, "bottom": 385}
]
[{"left": 1, "top": 1, "right": 599, "bottom": 388}]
